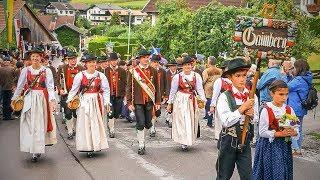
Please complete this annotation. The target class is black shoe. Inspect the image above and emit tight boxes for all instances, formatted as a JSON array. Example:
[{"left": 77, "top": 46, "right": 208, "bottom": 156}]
[
  {"left": 67, "top": 134, "right": 73, "bottom": 140},
  {"left": 109, "top": 132, "right": 115, "bottom": 138},
  {"left": 128, "top": 119, "right": 133, "bottom": 123},
  {"left": 138, "top": 147, "right": 145, "bottom": 155},
  {"left": 181, "top": 145, "right": 188, "bottom": 151},
  {"left": 165, "top": 120, "right": 172, "bottom": 128},
  {"left": 62, "top": 119, "right": 66, "bottom": 124},
  {"left": 31, "top": 156, "right": 38, "bottom": 162},
  {"left": 207, "top": 124, "right": 213, "bottom": 128},
  {"left": 87, "top": 152, "right": 93, "bottom": 158},
  {"left": 72, "top": 131, "right": 76, "bottom": 136},
  {"left": 36, "top": 154, "right": 41, "bottom": 158},
  {"left": 150, "top": 132, "right": 156, "bottom": 137}
]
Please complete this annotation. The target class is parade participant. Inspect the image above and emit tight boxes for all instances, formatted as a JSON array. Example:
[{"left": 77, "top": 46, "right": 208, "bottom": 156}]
[
  {"left": 209, "top": 60, "right": 232, "bottom": 140},
  {"left": 57, "top": 49, "right": 83, "bottom": 139},
  {"left": 67, "top": 53, "right": 110, "bottom": 158},
  {"left": 253, "top": 79, "right": 298, "bottom": 180},
  {"left": 166, "top": 56, "right": 206, "bottom": 151},
  {"left": 104, "top": 52, "right": 127, "bottom": 138},
  {"left": 287, "top": 60, "right": 312, "bottom": 156},
  {"left": 149, "top": 54, "right": 167, "bottom": 137},
  {"left": 191, "top": 54, "right": 203, "bottom": 75},
  {"left": 215, "top": 57, "right": 258, "bottom": 180},
  {"left": 11, "top": 46, "right": 57, "bottom": 162},
  {"left": 216, "top": 57, "right": 258, "bottom": 180},
  {"left": 42, "top": 54, "right": 58, "bottom": 89},
  {"left": 0, "top": 54, "right": 17, "bottom": 120},
  {"left": 202, "top": 56, "right": 222, "bottom": 127},
  {"left": 165, "top": 59, "right": 178, "bottom": 128},
  {"left": 126, "top": 49, "right": 161, "bottom": 155},
  {"left": 257, "top": 59, "right": 287, "bottom": 104}
]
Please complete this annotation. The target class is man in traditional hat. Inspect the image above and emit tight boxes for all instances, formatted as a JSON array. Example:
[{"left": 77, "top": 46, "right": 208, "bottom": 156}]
[
  {"left": 215, "top": 57, "right": 258, "bottom": 179},
  {"left": 57, "top": 49, "right": 84, "bottom": 139},
  {"left": 0, "top": 53, "right": 17, "bottom": 120},
  {"left": 126, "top": 49, "right": 161, "bottom": 155},
  {"left": 42, "top": 54, "right": 58, "bottom": 88},
  {"left": 149, "top": 54, "right": 167, "bottom": 137},
  {"left": 103, "top": 52, "right": 127, "bottom": 138},
  {"left": 164, "top": 59, "right": 178, "bottom": 128}
]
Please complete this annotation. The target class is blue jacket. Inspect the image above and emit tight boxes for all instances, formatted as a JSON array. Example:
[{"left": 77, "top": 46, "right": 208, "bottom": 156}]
[
  {"left": 287, "top": 72, "right": 313, "bottom": 117},
  {"left": 257, "top": 67, "right": 287, "bottom": 104}
]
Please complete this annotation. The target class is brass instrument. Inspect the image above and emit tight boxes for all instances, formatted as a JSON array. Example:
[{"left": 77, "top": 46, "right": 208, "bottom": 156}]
[{"left": 60, "top": 72, "right": 67, "bottom": 94}]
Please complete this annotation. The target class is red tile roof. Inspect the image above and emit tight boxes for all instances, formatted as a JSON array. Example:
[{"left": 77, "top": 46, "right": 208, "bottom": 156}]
[
  {"left": 0, "top": 0, "right": 26, "bottom": 33},
  {"left": 70, "top": 3, "right": 90, "bottom": 11},
  {"left": 142, "top": 0, "right": 246, "bottom": 13},
  {"left": 307, "top": 4, "right": 320, "bottom": 14},
  {"left": 38, "top": 15, "right": 75, "bottom": 31}
]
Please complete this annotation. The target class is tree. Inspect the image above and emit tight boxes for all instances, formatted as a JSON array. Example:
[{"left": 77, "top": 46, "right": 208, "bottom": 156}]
[
  {"left": 110, "top": 12, "right": 121, "bottom": 26},
  {"left": 75, "top": 16, "right": 91, "bottom": 30}
]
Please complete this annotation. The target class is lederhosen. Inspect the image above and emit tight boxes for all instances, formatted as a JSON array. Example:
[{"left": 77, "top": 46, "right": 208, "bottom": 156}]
[
  {"left": 106, "top": 68, "right": 123, "bottom": 119},
  {"left": 61, "top": 66, "right": 80, "bottom": 120},
  {"left": 216, "top": 90, "right": 253, "bottom": 180}
]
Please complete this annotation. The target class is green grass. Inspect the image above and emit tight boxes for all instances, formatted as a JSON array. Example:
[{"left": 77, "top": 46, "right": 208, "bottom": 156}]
[
  {"left": 308, "top": 53, "right": 320, "bottom": 71},
  {"left": 71, "top": 0, "right": 147, "bottom": 9}
]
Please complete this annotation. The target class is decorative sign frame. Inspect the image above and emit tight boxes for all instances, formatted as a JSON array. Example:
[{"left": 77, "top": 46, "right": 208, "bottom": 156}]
[{"left": 233, "top": 16, "right": 297, "bottom": 60}]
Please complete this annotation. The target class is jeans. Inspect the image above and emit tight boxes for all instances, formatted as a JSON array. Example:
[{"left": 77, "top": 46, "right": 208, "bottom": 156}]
[
  {"left": 291, "top": 116, "right": 304, "bottom": 150},
  {"left": 205, "top": 98, "right": 213, "bottom": 126}
]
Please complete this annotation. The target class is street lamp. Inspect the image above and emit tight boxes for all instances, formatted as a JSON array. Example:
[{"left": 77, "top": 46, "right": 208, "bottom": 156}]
[{"left": 127, "top": 9, "right": 132, "bottom": 60}]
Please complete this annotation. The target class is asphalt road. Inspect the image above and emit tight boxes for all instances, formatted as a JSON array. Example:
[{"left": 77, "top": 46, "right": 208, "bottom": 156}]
[{"left": 1, "top": 109, "right": 320, "bottom": 180}]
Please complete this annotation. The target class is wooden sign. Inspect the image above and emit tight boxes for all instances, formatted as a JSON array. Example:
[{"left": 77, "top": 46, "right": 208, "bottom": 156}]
[{"left": 233, "top": 16, "right": 297, "bottom": 60}]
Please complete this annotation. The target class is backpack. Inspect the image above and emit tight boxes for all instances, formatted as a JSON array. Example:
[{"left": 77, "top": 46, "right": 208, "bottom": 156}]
[{"left": 297, "top": 77, "right": 318, "bottom": 111}]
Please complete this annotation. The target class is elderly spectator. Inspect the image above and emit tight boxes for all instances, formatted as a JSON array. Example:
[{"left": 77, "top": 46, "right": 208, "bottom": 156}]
[
  {"left": 202, "top": 56, "right": 222, "bottom": 127},
  {"left": 287, "top": 60, "right": 313, "bottom": 156},
  {"left": 282, "top": 60, "right": 295, "bottom": 81},
  {"left": 257, "top": 59, "right": 287, "bottom": 104}
]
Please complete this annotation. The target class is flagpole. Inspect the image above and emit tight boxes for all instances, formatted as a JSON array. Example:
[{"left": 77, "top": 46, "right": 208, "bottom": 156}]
[{"left": 6, "top": 0, "right": 14, "bottom": 44}]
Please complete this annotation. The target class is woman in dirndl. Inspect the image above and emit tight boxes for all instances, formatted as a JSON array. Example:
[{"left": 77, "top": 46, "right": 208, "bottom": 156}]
[
  {"left": 67, "top": 53, "right": 111, "bottom": 158},
  {"left": 166, "top": 55, "right": 206, "bottom": 150},
  {"left": 11, "top": 46, "right": 57, "bottom": 162}
]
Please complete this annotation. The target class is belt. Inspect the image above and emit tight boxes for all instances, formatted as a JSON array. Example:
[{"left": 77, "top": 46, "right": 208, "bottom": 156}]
[{"left": 222, "top": 125, "right": 244, "bottom": 138}]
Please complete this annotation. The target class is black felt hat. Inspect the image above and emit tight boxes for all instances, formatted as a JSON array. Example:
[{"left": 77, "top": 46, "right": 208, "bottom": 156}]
[
  {"left": 166, "top": 59, "right": 178, "bottom": 66},
  {"left": 179, "top": 56, "right": 194, "bottom": 65},
  {"left": 108, "top": 52, "right": 119, "bottom": 61},
  {"left": 64, "top": 48, "right": 78, "bottom": 59},
  {"left": 137, "top": 49, "right": 151, "bottom": 58},
  {"left": 81, "top": 53, "right": 97, "bottom": 62},
  {"left": 221, "top": 57, "right": 251, "bottom": 77},
  {"left": 27, "top": 46, "right": 45, "bottom": 55}
]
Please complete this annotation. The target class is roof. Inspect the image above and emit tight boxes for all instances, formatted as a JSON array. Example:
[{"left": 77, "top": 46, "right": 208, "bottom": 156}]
[
  {"left": 0, "top": 0, "right": 55, "bottom": 41},
  {"left": 70, "top": 3, "right": 90, "bottom": 11},
  {"left": 307, "top": 4, "right": 320, "bottom": 14},
  {"left": 38, "top": 15, "right": 75, "bottom": 31},
  {"left": 46, "top": 2, "right": 75, "bottom": 11},
  {"left": 91, "top": 4, "right": 123, "bottom": 10},
  {"left": 55, "top": 23, "right": 86, "bottom": 35},
  {"left": 0, "top": 0, "right": 25, "bottom": 33},
  {"left": 142, "top": 0, "right": 246, "bottom": 13},
  {"left": 109, "top": 10, "right": 148, "bottom": 16}
]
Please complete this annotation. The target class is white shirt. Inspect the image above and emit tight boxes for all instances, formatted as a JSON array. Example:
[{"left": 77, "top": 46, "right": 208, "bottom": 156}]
[
  {"left": 12, "top": 66, "right": 56, "bottom": 101},
  {"left": 216, "top": 85, "right": 259, "bottom": 128},
  {"left": 210, "top": 78, "right": 232, "bottom": 107},
  {"left": 167, "top": 71, "right": 206, "bottom": 104},
  {"left": 67, "top": 70, "right": 110, "bottom": 106},
  {"left": 259, "top": 102, "right": 297, "bottom": 142}
]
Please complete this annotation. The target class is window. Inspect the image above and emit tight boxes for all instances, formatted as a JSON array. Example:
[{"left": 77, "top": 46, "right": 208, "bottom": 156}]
[
  {"left": 60, "top": 10, "right": 63, "bottom": 14},
  {"left": 70, "top": 11, "right": 73, "bottom": 14}
]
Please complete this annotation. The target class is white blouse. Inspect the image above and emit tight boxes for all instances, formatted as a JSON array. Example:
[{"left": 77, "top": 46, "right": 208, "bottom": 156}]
[
  {"left": 66, "top": 70, "right": 111, "bottom": 106},
  {"left": 167, "top": 71, "right": 206, "bottom": 104},
  {"left": 210, "top": 78, "right": 232, "bottom": 107},
  {"left": 216, "top": 85, "right": 259, "bottom": 128},
  {"left": 259, "top": 102, "right": 298, "bottom": 142},
  {"left": 12, "top": 66, "right": 56, "bottom": 101}
]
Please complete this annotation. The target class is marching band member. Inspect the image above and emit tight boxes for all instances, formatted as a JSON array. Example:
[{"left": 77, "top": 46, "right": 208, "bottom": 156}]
[
  {"left": 104, "top": 52, "right": 127, "bottom": 138},
  {"left": 11, "top": 46, "right": 57, "bottom": 162},
  {"left": 126, "top": 49, "right": 161, "bottom": 155},
  {"left": 166, "top": 56, "right": 206, "bottom": 151},
  {"left": 67, "top": 53, "right": 110, "bottom": 158},
  {"left": 57, "top": 49, "right": 83, "bottom": 139},
  {"left": 165, "top": 60, "right": 178, "bottom": 128},
  {"left": 149, "top": 54, "right": 167, "bottom": 137}
]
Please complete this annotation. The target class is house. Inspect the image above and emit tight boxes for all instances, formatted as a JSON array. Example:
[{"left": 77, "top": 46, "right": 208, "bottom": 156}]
[
  {"left": 142, "top": 0, "right": 247, "bottom": 26},
  {"left": 38, "top": 15, "right": 75, "bottom": 31},
  {"left": 45, "top": 2, "right": 75, "bottom": 16},
  {"left": 109, "top": 10, "right": 148, "bottom": 25},
  {"left": 70, "top": 3, "right": 90, "bottom": 18},
  {"left": 296, "top": 0, "right": 320, "bottom": 16},
  {"left": 0, "top": 0, "right": 56, "bottom": 45},
  {"left": 86, "top": 4, "right": 123, "bottom": 25}
]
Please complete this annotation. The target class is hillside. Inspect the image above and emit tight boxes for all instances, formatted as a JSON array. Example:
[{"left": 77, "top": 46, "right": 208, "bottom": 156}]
[{"left": 70, "top": 0, "right": 148, "bottom": 10}]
